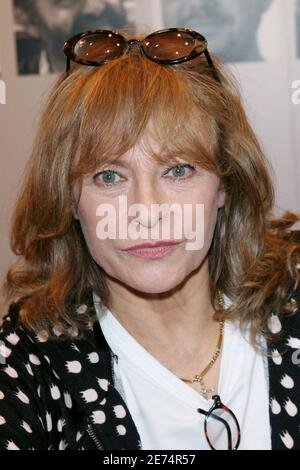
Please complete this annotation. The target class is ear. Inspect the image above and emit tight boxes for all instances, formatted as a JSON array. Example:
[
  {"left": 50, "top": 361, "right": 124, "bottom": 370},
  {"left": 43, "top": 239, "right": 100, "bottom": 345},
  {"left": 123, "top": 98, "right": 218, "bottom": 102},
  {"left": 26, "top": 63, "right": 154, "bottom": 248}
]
[
  {"left": 217, "top": 179, "right": 226, "bottom": 209},
  {"left": 72, "top": 208, "right": 79, "bottom": 220},
  {"left": 71, "top": 183, "right": 81, "bottom": 220},
  {"left": 71, "top": 197, "right": 79, "bottom": 220},
  {"left": 70, "top": 196, "right": 79, "bottom": 220},
  {"left": 217, "top": 186, "right": 226, "bottom": 209}
]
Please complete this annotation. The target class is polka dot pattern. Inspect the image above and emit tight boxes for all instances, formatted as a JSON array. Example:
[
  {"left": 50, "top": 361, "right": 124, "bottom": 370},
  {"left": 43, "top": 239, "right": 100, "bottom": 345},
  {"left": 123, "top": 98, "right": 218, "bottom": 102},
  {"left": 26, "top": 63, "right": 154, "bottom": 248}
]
[
  {"left": 0, "top": 282, "right": 299, "bottom": 450},
  {"left": 268, "top": 285, "right": 300, "bottom": 449},
  {"left": 0, "top": 293, "right": 142, "bottom": 450}
]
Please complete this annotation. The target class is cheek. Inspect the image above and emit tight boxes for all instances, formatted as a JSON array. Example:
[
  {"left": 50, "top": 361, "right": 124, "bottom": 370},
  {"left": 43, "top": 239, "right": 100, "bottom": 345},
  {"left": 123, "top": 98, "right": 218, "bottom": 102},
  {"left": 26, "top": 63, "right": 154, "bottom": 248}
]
[
  {"left": 79, "top": 212, "right": 121, "bottom": 278},
  {"left": 183, "top": 182, "right": 221, "bottom": 235},
  {"left": 76, "top": 191, "right": 111, "bottom": 257},
  {"left": 203, "top": 187, "right": 223, "bottom": 239},
  {"left": 203, "top": 196, "right": 220, "bottom": 246},
  {"left": 79, "top": 212, "right": 104, "bottom": 260}
]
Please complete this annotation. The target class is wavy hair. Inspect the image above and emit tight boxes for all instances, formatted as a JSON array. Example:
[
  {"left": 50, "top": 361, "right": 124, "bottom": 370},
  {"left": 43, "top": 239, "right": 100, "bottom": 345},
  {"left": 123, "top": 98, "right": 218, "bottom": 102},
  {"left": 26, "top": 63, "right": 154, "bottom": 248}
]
[{"left": 1, "top": 43, "right": 300, "bottom": 345}]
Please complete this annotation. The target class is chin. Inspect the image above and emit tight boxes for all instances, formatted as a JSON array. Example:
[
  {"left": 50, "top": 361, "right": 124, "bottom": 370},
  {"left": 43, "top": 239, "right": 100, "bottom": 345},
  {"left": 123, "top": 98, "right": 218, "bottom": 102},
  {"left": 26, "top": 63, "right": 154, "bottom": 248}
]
[
  {"left": 127, "top": 280, "right": 180, "bottom": 295},
  {"left": 118, "top": 268, "right": 188, "bottom": 295}
]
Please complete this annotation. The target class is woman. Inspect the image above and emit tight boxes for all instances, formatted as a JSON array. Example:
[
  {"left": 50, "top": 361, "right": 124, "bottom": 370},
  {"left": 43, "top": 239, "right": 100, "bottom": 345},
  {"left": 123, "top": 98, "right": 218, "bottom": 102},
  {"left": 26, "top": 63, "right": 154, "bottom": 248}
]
[{"left": 0, "top": 27, "right": 300, "bottom": 451}]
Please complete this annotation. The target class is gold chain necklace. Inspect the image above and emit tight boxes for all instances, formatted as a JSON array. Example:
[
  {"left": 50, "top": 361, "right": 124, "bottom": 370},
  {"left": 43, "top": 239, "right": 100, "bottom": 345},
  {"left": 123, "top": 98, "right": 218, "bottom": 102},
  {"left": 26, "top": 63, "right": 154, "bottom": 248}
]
[{"left": 179, "top": 292, "right": 225, "bottom": 400}]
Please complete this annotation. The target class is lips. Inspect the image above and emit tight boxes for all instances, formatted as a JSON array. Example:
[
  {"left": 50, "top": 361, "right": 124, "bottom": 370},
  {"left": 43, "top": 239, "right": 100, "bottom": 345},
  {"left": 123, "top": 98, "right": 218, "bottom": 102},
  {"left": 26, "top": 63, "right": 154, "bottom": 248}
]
[
  {"left": 123, "top": 240, "right": 181, "bottom": 251},
  {"left": 122, "top": 240, "right": 182, "bottom": 260}
]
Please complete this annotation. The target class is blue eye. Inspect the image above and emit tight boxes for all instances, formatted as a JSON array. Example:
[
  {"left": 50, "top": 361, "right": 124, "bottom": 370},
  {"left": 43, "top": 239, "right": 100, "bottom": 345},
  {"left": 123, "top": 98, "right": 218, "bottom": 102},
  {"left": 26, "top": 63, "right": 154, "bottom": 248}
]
[
  {"left": 95, "top": 170, "right": 121, "bottom": 186},
  {"left": 165, "top": 164, "right": 195, "bottom": 178},
  {"left": 93, "top": 163, "right": 196, "bottom": 187}
]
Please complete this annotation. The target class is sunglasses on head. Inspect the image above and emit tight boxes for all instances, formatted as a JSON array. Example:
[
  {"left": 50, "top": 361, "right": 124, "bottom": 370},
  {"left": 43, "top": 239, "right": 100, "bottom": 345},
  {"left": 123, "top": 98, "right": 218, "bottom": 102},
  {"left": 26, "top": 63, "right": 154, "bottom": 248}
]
[{"left": 63, "top": 27, "right": 220, "bottom": 82}]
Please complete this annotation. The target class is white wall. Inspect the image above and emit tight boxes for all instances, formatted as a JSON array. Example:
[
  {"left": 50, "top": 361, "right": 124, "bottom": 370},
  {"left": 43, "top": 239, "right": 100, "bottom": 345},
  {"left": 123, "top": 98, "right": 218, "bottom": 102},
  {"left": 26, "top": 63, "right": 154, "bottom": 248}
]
[{"left": 0, "top": 0, "right": 300, "bottom": 296}]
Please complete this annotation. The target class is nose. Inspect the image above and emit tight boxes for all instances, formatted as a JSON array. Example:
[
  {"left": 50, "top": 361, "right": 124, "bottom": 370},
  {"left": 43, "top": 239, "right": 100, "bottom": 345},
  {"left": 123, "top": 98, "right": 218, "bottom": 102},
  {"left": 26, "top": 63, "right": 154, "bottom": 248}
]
[{"left": 128, "top": 181, "right": 163, "bottom": 229}]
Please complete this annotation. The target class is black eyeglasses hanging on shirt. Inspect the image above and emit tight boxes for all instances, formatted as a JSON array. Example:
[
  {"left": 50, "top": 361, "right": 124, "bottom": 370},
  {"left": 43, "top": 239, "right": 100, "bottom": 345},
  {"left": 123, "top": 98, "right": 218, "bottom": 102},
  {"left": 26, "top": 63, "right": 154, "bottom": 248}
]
[{"left": 197, "top": 394, "right": 241, "bottom": 450}]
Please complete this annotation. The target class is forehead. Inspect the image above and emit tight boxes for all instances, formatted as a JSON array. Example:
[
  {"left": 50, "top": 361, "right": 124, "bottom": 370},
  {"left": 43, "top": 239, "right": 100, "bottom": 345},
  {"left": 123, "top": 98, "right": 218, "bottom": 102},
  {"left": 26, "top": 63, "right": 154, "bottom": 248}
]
[{"left": 100, "top": 137, "right": 171, "bottom": 169}]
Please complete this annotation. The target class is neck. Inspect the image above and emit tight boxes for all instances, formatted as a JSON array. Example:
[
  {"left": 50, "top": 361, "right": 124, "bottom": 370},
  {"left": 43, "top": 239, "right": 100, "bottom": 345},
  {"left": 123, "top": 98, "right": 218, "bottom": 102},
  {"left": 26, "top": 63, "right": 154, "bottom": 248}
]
[{"left": 104, "top": 258, "right": 219, "bottom": 359}]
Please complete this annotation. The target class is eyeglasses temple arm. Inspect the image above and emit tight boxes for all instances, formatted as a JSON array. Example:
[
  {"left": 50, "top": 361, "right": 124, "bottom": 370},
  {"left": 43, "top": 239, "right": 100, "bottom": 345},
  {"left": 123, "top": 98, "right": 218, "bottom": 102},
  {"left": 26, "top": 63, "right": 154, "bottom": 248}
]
[
  {"left": 209, "top": 411, "right": 233, "bottom": 450},
  {"left": 65, "top": 57, "right": 71, "bottom": 75},
  {"left": 197, "top": 408, "right": 233, "bottom": 450},
  {"left": 204, "top": 50, "right": 221, "bottom": 83}
]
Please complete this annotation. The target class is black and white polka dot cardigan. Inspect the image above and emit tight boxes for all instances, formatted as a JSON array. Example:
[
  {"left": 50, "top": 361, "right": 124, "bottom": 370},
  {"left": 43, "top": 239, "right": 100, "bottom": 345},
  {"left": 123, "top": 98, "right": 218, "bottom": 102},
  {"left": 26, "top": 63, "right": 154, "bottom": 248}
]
[{"left": 0, "top": 285, "right": 299, "bottom": 450}]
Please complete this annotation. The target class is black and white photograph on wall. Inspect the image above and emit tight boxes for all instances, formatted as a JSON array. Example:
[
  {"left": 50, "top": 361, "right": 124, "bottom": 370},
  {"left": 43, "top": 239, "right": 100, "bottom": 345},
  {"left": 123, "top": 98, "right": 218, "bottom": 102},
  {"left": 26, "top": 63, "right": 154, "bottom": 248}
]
[
  {"left": 13, "top": 0, "right": 133, "bottom": 75},
  {"left": 160, "top": 0, "right": 273, "bottom": 63},
  {"left": 296, "top": 0, "right": 300, "bottom": 58}
]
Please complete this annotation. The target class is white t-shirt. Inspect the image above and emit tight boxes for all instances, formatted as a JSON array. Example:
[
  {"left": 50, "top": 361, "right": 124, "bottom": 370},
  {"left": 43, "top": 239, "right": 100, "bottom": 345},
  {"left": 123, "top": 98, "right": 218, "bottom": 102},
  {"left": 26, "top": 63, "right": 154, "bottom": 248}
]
[{"left": 93, "top": 292, "right": 272, "bottom": 450}]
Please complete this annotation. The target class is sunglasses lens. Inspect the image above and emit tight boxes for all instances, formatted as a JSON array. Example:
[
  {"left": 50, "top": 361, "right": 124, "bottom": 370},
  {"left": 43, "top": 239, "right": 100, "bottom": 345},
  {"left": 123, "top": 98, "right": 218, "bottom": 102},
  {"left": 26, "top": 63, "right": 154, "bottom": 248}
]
[
  {"left": 73, "top": 32, "right": 126, "bottom": 63},
  {"left": 144, "top": 30, "right": 205, "bottom": 61}
]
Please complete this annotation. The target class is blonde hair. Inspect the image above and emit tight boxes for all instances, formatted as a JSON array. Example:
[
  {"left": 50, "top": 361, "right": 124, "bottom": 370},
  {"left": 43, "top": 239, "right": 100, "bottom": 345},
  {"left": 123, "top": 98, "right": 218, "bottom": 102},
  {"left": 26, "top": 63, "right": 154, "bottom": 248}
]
[{"left": 1, "top": 45, "right": 300, "bottom": 344}]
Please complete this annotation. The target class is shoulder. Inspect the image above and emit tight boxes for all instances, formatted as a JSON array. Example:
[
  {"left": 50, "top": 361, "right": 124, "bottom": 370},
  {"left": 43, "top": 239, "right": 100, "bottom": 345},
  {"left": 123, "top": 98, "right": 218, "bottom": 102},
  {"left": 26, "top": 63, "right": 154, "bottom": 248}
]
[
  {"left": 0, "top": 301, "right": 49, "bottom": 368},
  {"left": 0, "top": 303, "right": 66, "bottom": 449},
  {"left": 0, "top": 302, "right": 39, "bottom": 369},
  {"left": 268, "top": 268, "right": 300, "bottom": 353},
  {"left": 267, "top": 279, "right": 300, "bottom": 449},
  {"left": 0, "top": 297, "right": 113, "bottom": 450}
]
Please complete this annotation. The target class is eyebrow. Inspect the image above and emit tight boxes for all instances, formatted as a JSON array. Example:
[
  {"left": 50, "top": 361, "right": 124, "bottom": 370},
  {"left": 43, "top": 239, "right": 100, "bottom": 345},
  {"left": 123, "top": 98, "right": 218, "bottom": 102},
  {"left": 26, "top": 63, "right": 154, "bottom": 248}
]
[
  {"left": 97, "top": 160, "right": 129, "bottom": 169},
  {"left": 100, "top": 156, "right": 184, "bottom": 168},
  {"left": 110, "top": 161, "right": 133, "bottom": 167}
]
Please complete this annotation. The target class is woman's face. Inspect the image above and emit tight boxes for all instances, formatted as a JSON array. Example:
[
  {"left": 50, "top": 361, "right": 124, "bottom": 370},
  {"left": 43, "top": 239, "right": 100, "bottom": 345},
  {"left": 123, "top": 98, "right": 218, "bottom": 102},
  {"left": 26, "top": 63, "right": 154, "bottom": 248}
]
[{"left": 74, "top": 138, "right": 225, "bottom": 294}]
